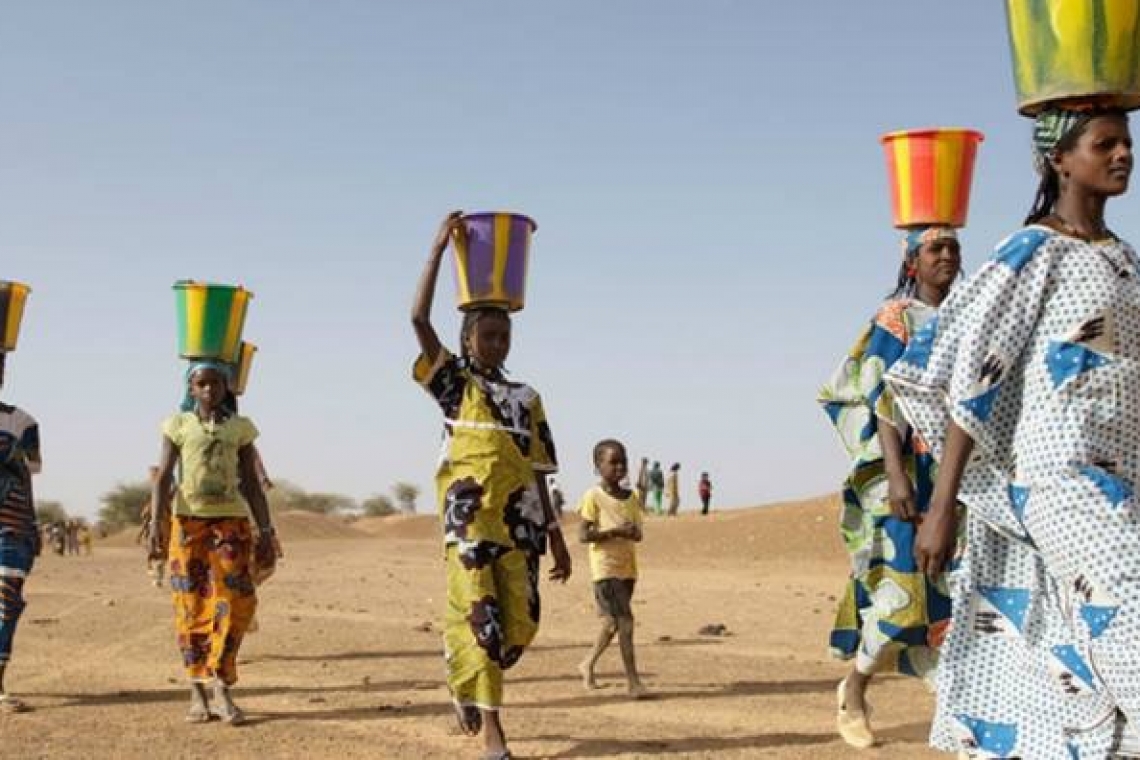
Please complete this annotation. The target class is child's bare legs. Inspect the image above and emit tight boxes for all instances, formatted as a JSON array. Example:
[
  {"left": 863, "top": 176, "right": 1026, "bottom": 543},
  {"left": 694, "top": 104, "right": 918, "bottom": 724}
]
[
  {"left": 578, "top": 617, "right": 618, "bottom": 690},
  {"left": 616, "top": 616, "right": 645, "bottom": 696}
]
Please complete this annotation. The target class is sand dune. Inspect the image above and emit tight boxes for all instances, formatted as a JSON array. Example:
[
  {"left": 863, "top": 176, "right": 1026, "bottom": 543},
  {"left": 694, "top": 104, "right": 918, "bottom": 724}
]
[{"left": 3, "top": 495, "right": 942, "bottom": 759}]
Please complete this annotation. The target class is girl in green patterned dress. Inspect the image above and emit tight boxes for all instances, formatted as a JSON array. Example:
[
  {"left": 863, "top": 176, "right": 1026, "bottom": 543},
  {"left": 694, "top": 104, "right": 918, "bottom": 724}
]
[{"left": 412, "top": 211, "right": 572, "bottom": 760}]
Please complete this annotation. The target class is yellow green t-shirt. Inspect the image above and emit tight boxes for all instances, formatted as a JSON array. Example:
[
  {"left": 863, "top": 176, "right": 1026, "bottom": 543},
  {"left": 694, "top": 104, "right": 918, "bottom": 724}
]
[
  {"left": 578, "top": 485, "right": 642, "bottom": 581},
  {"left": 162, "top": 412, "right": 258, "bottom": 519}
]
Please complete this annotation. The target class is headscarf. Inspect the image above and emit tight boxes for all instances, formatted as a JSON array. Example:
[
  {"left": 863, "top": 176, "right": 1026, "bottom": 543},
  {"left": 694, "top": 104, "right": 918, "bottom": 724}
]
[
  {"left": 902, "top": 225, "right": 958, "bottom": 259},
  {"left": 180, "top": 360, "right": 236, "bottom": 413},
  {"left": 1032, "top": 108, "right": 1087, "bottom": 175}
]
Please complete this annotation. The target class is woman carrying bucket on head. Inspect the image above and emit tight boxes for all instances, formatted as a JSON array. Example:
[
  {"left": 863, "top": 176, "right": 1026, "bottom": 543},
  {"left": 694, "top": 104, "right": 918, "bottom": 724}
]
[
  {"left": 819, "top": 127, "right": 981, "bottom": 749},
  {"left": 412, "top": 210, "right": 571, "bottom": 760},
  {"left": 886, "top": 3, "right": 1140, "bottom": 756},
  {"left": 148, "top": 282, "right": 276, "bottom": 726},
  {"left": 0, "top": 282, "right": 42, "bottom": 714}
]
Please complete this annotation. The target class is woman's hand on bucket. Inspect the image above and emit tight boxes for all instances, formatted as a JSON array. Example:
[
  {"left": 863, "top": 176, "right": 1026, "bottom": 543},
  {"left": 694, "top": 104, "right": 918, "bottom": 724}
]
[{"left": 432, "top": 210, "right": 464, "bottom": 256}]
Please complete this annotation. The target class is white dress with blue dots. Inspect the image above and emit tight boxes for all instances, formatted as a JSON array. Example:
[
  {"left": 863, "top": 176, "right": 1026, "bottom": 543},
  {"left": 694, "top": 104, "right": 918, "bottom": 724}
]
[{"left": 887, "top": 226, "right": 1140, "bottom": 759}]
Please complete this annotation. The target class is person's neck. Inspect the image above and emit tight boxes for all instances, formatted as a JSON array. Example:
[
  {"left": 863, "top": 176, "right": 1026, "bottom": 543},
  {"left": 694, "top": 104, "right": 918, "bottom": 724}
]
[
  {"left": 600, "top": 480, "right": 625, "bottom": 496},
  {"left": 914, "top": 283, "right": 950, "bottom": 308},
  {"left": 196, "top": 406, "right": 225, "bottom": 423},
  {"left": 1051, "top": 192, "right": 1110, "bottom": 241}
]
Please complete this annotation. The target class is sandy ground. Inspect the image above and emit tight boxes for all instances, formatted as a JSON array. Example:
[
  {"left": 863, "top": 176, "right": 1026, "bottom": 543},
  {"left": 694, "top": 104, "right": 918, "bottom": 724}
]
[{"left": 1, "top": 498, "right": 944, "bottom": 759}]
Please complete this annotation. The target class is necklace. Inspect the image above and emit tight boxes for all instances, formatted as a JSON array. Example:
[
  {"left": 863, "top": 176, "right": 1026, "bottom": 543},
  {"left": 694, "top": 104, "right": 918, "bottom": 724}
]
[{"left": 1048, "top": 213, "right": 1114, "bottom": 243}]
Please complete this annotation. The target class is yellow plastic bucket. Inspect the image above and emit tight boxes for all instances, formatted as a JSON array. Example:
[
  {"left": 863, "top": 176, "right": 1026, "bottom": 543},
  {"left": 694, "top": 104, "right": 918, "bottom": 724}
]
[
  {"left": 0, "top": 281, "right": 31, "bottom": 353},
  {"left": 173, "top": 281, "right": 252, "bottom": 363},
  {"left": 1006, "top": 0, "right": 1140, "bottom": 115},
  {"left": 230, "top": 341, "right": 257, "bottom": 396}
]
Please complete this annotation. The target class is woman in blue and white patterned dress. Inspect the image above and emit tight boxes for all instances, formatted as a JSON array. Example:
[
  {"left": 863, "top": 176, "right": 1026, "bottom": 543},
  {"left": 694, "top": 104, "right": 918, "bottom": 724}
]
[{"left": 887, "top": 109, "right": 1140, "bottom": 759}]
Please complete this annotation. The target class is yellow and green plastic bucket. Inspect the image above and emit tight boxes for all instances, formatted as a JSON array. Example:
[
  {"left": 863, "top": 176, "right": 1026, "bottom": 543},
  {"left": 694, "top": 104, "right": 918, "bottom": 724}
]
[
  {"left": 173, "top": 281, "right": 252, "bottom": 362},
  {"left": 0, "top": 281, "right": 30, "bottom": 353}
]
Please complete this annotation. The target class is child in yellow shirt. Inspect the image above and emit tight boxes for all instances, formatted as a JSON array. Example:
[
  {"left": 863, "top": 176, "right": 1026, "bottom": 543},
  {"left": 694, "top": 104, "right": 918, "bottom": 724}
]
[{"left": 577, "top": 438, "right": 646, "bottom": 698}]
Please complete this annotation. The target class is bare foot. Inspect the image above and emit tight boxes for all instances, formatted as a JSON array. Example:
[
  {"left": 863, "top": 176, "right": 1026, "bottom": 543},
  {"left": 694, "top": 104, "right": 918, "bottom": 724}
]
[
  {"left": 628, "top": 681, "right": 648, "bottom": 699},
  {"left": 577, "top": 661, "right": 599, "bottom": 690}
]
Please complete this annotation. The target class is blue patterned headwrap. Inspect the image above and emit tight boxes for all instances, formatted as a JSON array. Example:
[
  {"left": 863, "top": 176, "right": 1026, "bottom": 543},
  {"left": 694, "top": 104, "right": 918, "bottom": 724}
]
[
  {"left": 180, "top": 360, "right": 235, "bottom": 413},
  {"left": 902, "top": 226, "right": 958, "bottom": 259}
]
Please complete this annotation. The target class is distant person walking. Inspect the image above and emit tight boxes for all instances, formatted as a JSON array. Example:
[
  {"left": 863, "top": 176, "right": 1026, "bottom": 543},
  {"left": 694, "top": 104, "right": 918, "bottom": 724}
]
[
  {"left": 665, "top": 463, "right": 681, "bottom": 516},
  {"left": 634, "top": 457, "right": 649, "bottom": 513},
  {"left": 647, "top": 462, "right": 664, "bottom": 516},
  {"left": 65, "top": 520, "right": 79, "bottom": 556},
  {"left": 698, "top": 473, "right": 712, "bottom": 515}
]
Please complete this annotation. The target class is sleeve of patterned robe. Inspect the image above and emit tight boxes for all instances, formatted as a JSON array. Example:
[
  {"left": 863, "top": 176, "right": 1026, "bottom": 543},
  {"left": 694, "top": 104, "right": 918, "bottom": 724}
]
[
  {"left": 818, "top": 298, "right": 912, "bottom": 467},
  {"left": 885, "top": 228, "right": 1054, "bottom": 527}
]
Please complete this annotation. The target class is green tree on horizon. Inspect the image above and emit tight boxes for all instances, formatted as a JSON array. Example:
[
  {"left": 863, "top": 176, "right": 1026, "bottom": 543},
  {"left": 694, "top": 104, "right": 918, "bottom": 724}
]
[
  {"left": 392, "top": 482, "right": 420, "bottom": 514},
  {"left": 36, "top": 499, "right": 68, "bottom": 525},
  {"left": 361, "top": 494, "right": 397, "bottom": 517},
  {"left": 99, "top": 481, "right": 150, "bottom": 530}
]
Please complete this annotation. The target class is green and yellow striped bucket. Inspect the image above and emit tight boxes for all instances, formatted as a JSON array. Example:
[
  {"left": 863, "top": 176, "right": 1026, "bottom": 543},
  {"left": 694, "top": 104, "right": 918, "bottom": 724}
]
[
  {"left": 0, "top": 281, "right": 30, "bottom": 353},
  {"left": 229, "top": 341, "right": 257, "bottom": 396},
  {"left": 1006, "top": 0, "right": 1140, "bottom": 115},
  {"left": 173, "top": 281, "right": 252, "bottom": 362}
]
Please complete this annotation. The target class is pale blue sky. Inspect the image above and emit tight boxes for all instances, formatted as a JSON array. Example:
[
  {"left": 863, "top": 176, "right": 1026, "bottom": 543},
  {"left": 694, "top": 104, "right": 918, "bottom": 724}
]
[{"left": 2, "top": 3, "right": 1136, "bottom": 517}]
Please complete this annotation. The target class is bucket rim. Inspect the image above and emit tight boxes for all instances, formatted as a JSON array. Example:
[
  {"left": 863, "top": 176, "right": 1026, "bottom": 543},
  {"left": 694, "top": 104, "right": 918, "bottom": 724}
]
[
  {"left": 1016, "top": 93, "right": 1140, "bottom": 117},
  {"left": 459, "top": 212, "right": 538, "bottom": 232},
  {"left": 880, "top": 127, "right": 985, "bottom": 144},
  {"left": 172, "top": 280, "right": 253, "bottom": 297}
]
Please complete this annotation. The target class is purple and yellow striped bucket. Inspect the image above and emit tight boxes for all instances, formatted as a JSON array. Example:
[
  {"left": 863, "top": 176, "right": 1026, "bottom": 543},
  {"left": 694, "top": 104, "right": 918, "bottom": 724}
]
[
  {"left": 0, "top": 281, "right": 30, "bottom": 353},
  {"left": 173, "top": 281, "right": 252, "bottom": 362},
  {"left": 450, "top": 212, "right": 536, "bottom": 312},
  {"left": 229, "top": 341, "right": 257, "bottom": 396}
]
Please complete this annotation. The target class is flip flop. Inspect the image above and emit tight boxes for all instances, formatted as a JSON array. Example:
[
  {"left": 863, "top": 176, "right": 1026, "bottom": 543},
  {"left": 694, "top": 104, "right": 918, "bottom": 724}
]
[
  {"left": 211, "top": 702, "right": 246, "bottom": 726},
  {"left": 184, "top": 702, "right": 211, "bottom": 724},
  {"left": 0, "top": 695, "right": 29, "bottom": 714}
]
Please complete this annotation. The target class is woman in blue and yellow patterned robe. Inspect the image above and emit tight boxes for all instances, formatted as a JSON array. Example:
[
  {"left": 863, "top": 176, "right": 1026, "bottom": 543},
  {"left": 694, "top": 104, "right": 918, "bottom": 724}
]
[{"left": 818, "top": 226, "right": 962, "bottom": 748}]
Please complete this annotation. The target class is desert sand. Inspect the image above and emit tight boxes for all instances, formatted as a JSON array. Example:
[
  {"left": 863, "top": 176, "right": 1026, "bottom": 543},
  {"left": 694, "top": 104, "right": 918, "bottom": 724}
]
[{"left": 1, "top": 497, "right": 942, "bottom": 759}]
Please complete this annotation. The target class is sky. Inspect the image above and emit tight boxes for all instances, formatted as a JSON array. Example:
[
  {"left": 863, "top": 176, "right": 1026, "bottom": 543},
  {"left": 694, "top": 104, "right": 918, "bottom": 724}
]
[{"left": 2, "top": 3, "right": 1137, "bottom": 519}]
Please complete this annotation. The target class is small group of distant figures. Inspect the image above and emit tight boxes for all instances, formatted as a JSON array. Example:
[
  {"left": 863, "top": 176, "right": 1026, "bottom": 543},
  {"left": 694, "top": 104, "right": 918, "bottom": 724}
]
[
  {"left": 634, "top": 458, "right": 713, "bottom": 516},
  {"left": 42, "top": 520, "right": 93, "bottom": 557}
]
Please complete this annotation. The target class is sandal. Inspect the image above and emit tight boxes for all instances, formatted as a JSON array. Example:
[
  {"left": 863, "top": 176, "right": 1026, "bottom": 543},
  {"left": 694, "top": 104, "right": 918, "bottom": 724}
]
[
  {"left": 210, "top": 700, "right": 246, "bottom": 726},
  {"left": 184, "top": 702, "right": 211, "bottom": 724},
  {"left": 210, "top": 683, "right": 247, "bottom": 726},
  {"left": 0, "top": 694, "right": 29, "bottom": 714},
  {"left": 480, "top": 752, "right": 512, "bottom": 760},
  {"left": 835, "top": 678, "right": 875, "bottom": 749},
  {"left": 454, "top": 702, "right": 482, "bottom": 736}
]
